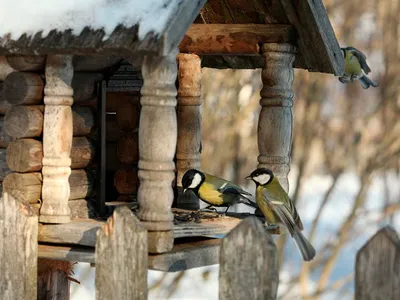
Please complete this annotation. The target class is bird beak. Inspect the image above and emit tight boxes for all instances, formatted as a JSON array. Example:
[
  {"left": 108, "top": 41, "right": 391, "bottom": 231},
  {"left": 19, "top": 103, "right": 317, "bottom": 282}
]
[
  {"left": 183, "top": 188, "right": 187, "bottom": 194},
  {"left": 245, "top": 176, "right": 252, "bottom": 180}
]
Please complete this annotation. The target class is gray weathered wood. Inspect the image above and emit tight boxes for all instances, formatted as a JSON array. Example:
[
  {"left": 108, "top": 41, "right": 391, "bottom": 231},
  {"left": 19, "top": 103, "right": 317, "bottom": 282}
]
[
  {"left": 6, "top": 55, "right": 46, "bottom": 71},
  {"left": 136, "top": 51, "right": 178, "bottom": 253},
  {"left": 0, "top": 192, "right": 38, "bottom": 300},
  {"left": 355, "top": 226, "right": 400, "bottom": 300},
  {"left": 38, "top": 238, "right": 220, "bottom": 272},
  {"left": 0, "top": 115, "right": 13, "bottom": 148},
  {"left": 0, "top": 1, "right": 205, "bottom": 58},
  {"left": 149, "top": 238, "right": 220, "bottom": 272},
  {"left": 219, "top": 217, "right": 278, "bottom": 300},
  {"left": 4, "top": 105, "right": 44, "bottom": 138},
  {"left": 38, "top": 244, "right": 96, "bottom": 264},
  {"left": 37, "top": 213, "right": 245, "bottom": 247},
  {"left": 95, "top": 207, "right": 148, "bottom": 300},
  {"left": 258, "top": 44, "right": 296, "bottom": 192},
  {"left": 278, "top": 0, "right": 344, "bottom": 75}
]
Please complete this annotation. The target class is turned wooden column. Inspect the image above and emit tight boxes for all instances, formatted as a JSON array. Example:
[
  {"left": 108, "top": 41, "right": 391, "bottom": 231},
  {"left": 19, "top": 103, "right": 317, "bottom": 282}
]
[
  {"left": 258, "top": 44, "right": 296, "bottom": 192},
  {"left": 39, "top": 55, "right": 73, "bottom": 223},
  {"left": 137, "top": 51, "right": 178, "bottom": 253},
  {"left": 176, "top": 53, "right": 202, "bottom": 210}
]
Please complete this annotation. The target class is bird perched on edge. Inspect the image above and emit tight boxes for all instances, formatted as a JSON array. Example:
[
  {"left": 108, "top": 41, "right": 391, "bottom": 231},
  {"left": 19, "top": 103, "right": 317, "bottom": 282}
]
[
  {"left": 182, "top": 169, "right": 257, "bottom": 213},
  {"left": 338, "top": 46, "right": 378, "bottom": 89},
  {"left": 246, "top": 168, "right": 316, "bottom": 261}
]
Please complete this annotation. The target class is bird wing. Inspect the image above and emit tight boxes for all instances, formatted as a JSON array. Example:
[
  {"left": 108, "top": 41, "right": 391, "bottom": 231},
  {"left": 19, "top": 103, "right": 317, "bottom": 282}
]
[
  {"left": 262, "top": 188, "right": 304, "bottom": 231},
  {"left": 216, "top": 181, "right": 253, "bottom": 197},
  {"left": 221, "top": 187, "right": 258, "bottom": 208},
  {"left": 349, "top": 47, "right": 371, "bottom": 74}
]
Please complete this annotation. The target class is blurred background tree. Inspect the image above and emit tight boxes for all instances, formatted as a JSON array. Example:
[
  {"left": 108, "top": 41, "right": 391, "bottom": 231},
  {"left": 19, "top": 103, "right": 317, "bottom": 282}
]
[{"left": 148, "top": 0, "right": 400, "bottom": 298}]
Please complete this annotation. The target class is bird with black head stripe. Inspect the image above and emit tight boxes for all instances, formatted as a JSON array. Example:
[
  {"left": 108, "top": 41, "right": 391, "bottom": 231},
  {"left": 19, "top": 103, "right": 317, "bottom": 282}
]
[
  {"left": 182, "top": 169, "right": 257, "bottom": 213},
  {"left": 246, "top": 168, "right": 316, "bottom": 261}
]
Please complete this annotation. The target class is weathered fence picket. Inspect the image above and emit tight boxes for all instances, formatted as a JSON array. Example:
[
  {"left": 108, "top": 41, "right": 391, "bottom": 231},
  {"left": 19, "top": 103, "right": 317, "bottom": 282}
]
[
  {"left": 355, "top": 225, "right": 400, "bottom": 300},
  {"left": 0, "top": 192, "right": 38, "bottom": 300},
  {"left": 95, "top": 206, "right": 148, "bottom": 300},
  {"left": 219, "top": 216, "right": 279, "bottom": 300}
]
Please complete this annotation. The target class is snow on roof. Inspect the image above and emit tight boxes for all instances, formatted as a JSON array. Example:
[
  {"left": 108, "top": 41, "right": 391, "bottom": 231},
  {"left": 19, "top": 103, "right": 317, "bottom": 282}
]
[{"left": 0, "top": 0, "right": 180, "bottom": 40}]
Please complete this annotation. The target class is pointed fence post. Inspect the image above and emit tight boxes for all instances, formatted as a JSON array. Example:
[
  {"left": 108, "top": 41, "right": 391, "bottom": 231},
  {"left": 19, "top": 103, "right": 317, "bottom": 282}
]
[
  {"left": 0, "top": 192, "right": 38, "bottom": 300},
  {"left": 219, "top": 217, "right": 279, "bottom": 300},
  {"left": 355, "top": 226, "right": 400, "bottom": 300},
  {"left": 95, "top": 206, "right": 148, "bottom": 300}
]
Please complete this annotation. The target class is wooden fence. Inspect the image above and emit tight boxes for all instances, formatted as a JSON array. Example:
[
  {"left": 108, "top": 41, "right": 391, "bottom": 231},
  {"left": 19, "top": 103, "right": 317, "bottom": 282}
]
[{"left": 0, "top": 192, "right": 399, "bottom": 299}]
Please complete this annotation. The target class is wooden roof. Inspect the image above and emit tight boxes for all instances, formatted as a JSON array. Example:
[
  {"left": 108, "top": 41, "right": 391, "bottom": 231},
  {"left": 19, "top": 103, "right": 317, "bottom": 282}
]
[
  {"left": 0, "top": 1, "right": 205, "bottom": 58},
  {"left": 191, "top": 0, "right": 344, "bottom": 75},
  {"left": 0, "top": 0, "right": 343, "bottom": 75}
]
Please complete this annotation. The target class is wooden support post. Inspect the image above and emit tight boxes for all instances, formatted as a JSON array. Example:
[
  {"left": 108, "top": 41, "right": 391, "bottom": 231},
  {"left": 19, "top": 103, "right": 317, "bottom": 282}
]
[
  {"left": 37, "top": 259, "right": 72, "bottom": 300},
  {"left": 355, "top": 226, "right": 400, "bottom": 300},
  {"left": 176, "top": 53, "right": 202, "bottom": 210},
  {"left": 0, "top": 192, "right": 38, "bottom": 300},
  {"left": 219, "top": 217, "right": 278, "bottom": 300},
  {"left": 95, "top": 207, "right": 148, "bottom": 300},
  {"left": 40, "top": 55, "right": 74, "bottom": 223},
  {"left": 137, "top": 52, "right": 178, "bottom": 253},
  {"left": 258, "top": 44, "right": 296, "bottom": 192}
]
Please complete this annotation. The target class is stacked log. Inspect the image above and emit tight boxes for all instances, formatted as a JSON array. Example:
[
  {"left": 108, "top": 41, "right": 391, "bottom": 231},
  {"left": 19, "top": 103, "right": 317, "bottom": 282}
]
[
  {"left": 0, "top": 56, "right": 100, "bottom": 216},
  {"left": 0, "top": 81, "right": 13, "bottom": 183},
  {"left": 106, "top": 91, "right": 141, "bottom": 202}
]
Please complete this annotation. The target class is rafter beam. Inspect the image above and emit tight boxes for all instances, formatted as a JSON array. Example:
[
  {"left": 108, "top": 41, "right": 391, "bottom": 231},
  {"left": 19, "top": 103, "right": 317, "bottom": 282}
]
[{"left": 179, "top": 24, "right": 296, "bottom": 55}]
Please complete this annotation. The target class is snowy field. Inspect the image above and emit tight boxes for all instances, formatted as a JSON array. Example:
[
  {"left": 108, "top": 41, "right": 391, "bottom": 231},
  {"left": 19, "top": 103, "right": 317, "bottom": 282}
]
[{"left": 70, "top": 168, "right": 399, "bottom": 300}]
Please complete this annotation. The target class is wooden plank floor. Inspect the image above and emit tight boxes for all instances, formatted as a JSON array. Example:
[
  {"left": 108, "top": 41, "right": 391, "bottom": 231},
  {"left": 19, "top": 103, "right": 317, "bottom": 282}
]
[
  {"left": 38, "top": 215, "right": 242, "bottom": 247},
  {"left": 38, "top": 238, "right": 220, "bottom": 272}
]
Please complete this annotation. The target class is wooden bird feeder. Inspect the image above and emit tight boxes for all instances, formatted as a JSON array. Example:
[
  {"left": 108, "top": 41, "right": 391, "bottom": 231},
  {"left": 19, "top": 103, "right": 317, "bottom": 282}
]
[{"left": 0, "top": 0, "right": 344, "bottom": 299}]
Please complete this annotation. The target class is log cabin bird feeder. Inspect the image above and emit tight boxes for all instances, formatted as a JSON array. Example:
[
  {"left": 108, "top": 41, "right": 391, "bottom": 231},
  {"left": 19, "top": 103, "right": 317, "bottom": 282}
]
[{"left": 0, "top": 0, "right": 344, "bottom": 298}]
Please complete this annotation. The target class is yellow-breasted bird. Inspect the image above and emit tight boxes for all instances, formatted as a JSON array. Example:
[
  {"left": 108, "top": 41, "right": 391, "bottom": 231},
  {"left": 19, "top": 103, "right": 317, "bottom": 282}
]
[
  {"left": 338, "top": 46, "right": 378, "bottom": 89},
  {"left": 246, "top": 168, "right": 316, "bottom": 261},
  {"left": 182, "top": 169, "right": 257, "bottom": 213}
]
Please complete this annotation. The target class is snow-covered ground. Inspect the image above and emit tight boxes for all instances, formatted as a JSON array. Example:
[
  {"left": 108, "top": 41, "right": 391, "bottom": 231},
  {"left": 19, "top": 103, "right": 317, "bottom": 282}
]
[{"left": 70, "top": 169, "right": 399, "bottom": 300}]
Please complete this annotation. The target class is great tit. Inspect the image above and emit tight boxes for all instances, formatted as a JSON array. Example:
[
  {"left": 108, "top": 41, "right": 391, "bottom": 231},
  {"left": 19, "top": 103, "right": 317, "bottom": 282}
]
[
  {"left": 246, "top": 168, "right": 316, "bottom": 261},
  {"left": 182, "top": 169, "right": 257, "bottom": 213},
  {"left": 338, "top": 46, "right": 378, "bottom": 89}
]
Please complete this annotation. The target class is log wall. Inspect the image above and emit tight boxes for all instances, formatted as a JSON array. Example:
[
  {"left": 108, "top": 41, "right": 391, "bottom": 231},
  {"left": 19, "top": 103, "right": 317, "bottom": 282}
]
[
  {"left": 0, "top": 59, "right": 100, "bottom": 219},
  {"left": 107, "top": 87, "right": 142, "bottom": 202}
]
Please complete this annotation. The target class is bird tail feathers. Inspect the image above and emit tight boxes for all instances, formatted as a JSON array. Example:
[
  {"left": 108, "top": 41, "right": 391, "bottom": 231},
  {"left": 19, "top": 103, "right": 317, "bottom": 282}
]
[
  {"left": 292, "top": 229, "right": 316, "bottom": 262},
  {"left": 238, "top": 196, "right": 258, "bottom": 209},
  {"left": 359, "top": 75, "right": 378, "bottom": 89}
]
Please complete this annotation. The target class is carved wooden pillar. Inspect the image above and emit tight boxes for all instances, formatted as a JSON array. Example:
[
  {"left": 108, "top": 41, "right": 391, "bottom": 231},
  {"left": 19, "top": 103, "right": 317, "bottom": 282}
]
[
  {"left": 176, "top": 53, "right": 202, "bottom": 210},
  {"left": 258, "top": 44, "right": 296, "bottom": 192},
  {"left": 137, "top": 51, "right": 178, "bottom": 253},
  {"left": 39, "top": 55, "right": 73, "bottom": 223}
]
